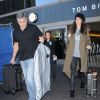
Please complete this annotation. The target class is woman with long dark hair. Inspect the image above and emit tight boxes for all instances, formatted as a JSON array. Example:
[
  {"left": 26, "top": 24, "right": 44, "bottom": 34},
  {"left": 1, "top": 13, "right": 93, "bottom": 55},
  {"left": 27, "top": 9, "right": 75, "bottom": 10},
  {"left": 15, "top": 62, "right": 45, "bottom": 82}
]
[
  {"left": 63, "top": 13, "right": 91, "bottom": 97},
  {"left": 44, "top": 31, "right": 57, "bottom": 79}
]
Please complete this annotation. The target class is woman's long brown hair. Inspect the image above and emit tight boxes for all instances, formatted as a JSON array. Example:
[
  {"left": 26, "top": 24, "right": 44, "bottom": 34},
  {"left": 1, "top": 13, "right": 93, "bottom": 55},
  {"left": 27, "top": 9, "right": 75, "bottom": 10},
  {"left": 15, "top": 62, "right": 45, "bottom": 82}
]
[{"left": 69, "top": 21, "right": 89, "bottom": 34}]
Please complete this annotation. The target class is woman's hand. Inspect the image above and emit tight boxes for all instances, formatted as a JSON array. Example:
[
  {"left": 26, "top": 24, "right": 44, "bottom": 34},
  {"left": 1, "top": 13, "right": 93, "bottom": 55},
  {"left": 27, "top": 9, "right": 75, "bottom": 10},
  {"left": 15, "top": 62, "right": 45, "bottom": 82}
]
[
  {"left": 86, "top": 45, "right": 91, "bottom": 49},
  {"left": 53, "top": 55, "right": 57, "bottom": 61},
  {"left": 68, "top": 33, "right": 71, "bottom": 39}
]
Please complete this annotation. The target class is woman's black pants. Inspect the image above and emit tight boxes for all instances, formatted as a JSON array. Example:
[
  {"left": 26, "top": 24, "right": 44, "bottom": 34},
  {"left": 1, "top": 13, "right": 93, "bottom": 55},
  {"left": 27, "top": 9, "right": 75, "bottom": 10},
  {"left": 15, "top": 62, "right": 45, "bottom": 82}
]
[
  {"left": 70, "top": 56, "right": 85, "bottom": 90},
  {"left": 50, "top": 57, "right": 56, "bottom": 78}
]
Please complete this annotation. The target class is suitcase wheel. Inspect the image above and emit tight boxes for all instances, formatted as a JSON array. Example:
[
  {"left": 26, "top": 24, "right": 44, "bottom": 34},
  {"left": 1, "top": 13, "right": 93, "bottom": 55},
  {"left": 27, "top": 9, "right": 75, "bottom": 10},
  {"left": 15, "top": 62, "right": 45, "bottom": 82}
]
[{"left": 11, "top": 89, "right": 16, "bottom": 95}]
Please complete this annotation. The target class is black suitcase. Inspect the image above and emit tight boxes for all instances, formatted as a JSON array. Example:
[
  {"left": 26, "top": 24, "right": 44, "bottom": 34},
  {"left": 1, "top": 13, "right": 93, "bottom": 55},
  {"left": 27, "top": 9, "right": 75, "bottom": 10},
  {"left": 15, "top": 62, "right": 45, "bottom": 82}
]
[
  {"left": 3, "top": 64, "right": 23, "bottom": 94},
  {"left": 86, "top": 69, "right": 97, "bottom": 97}
]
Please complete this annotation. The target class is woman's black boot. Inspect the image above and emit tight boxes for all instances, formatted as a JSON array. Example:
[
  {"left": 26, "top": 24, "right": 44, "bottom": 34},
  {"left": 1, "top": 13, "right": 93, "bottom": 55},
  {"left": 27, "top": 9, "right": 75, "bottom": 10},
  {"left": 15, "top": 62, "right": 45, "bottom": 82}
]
[
  {"left": 80, "top": 80, "right": 85, "bottom": 88},
  {"left": 70, "top": 90, "right": 75, "bottom": 97},
  {"left": 80, "top": 72, "right": 85, "bottom": 88}
]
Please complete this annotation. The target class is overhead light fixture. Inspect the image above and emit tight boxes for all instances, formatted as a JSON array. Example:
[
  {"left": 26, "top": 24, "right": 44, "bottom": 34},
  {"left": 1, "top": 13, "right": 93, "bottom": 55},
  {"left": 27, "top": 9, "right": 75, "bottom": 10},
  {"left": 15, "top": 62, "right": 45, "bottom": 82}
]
[
  {"left": 0, "top": 0, "right": 4, "bottom": 2},
  {"left": 28, "top": 12, "right": 38, "bottom": 22}
]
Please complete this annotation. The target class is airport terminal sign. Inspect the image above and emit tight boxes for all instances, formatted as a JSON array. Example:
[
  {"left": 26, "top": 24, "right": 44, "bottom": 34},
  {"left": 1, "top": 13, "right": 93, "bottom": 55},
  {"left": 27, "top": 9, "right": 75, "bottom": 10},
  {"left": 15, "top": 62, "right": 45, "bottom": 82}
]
[
  {"left": 34, "top": 0, "right": 100, "bottom": 24},
  {"left": 72, "top": 3, "right": 100, "bottom": 13},
  {"left": 69, "top": 0, "right": 100, "bottom": 18}
]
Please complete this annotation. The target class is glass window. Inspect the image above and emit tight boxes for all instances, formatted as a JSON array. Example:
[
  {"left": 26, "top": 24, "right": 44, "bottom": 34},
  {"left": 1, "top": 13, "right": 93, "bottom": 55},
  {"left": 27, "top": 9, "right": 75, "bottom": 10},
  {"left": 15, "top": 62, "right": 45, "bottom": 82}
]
[{"left": 36, "top": 0, "right": 58, "bottom": 6}]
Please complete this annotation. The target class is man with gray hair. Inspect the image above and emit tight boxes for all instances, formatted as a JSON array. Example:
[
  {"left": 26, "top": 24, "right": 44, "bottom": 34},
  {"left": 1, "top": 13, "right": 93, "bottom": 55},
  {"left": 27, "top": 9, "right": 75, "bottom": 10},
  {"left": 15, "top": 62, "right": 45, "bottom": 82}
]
[{"left": 11, "top": 12, "right": 44, "bottom": 100}]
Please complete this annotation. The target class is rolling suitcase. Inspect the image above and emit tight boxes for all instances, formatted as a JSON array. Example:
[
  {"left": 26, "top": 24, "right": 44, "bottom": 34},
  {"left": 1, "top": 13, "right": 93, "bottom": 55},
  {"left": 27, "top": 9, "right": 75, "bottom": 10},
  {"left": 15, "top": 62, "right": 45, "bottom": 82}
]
[
  {"left": 3, "top": 64, "right": 23, "bottom": 94},
  {"left": 86, "top": 69, "right": 97, "bottom": 97}
]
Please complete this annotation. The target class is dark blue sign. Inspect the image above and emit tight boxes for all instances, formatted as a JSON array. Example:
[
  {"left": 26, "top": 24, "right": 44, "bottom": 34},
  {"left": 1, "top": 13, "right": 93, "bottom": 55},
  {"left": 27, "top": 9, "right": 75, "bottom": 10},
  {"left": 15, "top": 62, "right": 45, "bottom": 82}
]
[{"left": 32, "top": 0, "right": 100, "bottom": 24}]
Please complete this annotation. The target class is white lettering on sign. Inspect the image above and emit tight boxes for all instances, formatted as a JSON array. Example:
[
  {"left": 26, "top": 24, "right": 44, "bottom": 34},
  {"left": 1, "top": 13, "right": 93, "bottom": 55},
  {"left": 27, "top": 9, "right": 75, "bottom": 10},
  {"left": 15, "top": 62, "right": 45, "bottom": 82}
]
[
  {"left": 72, "top": 6, "right": 87, "bottom": 13},
  {"left": 98, "top": 3, "right": 100, "bottom": 8},
  {"left": 72, "top": 3, "right": 100, "bottom": 13},
  {"left": 77, "top": 7, "right": 81, "bottom": 12},
  {"left": 92, "top": 4, "right": 96, "bottom": 10}
]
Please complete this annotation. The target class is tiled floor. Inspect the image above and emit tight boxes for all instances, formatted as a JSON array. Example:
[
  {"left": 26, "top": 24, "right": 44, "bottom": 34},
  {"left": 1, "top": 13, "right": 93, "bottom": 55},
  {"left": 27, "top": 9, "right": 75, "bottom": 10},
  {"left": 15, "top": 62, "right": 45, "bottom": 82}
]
[{"left": 0, "top": 63, "right": 100, "bottom": 100}]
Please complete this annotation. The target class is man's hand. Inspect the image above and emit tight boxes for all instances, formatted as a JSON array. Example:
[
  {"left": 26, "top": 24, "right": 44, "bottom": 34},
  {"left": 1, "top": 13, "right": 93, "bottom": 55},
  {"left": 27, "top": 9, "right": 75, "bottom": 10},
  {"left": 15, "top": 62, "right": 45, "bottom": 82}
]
[
  {"left": 10, "top": 58, "right": 15, "bottom": 65},
  {"left": 38, "top": 36, "right": 44, "bottom": 43}
]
